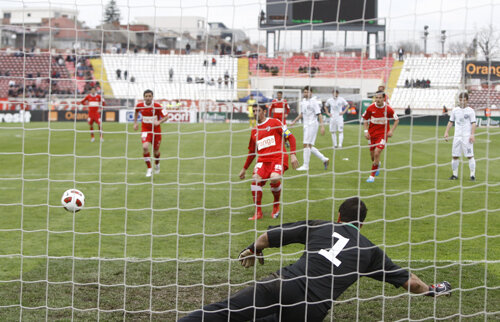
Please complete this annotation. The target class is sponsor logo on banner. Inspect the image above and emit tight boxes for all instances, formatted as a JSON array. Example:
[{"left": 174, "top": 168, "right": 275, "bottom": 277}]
[
  {"left": 464, "top": 61, "right": 500, "bottom": 80},
  {"left": 119, "top": 110, "right": 195, "bottom": 123},
  {"left": 64, "top": 111, "right": 89, "bottom": 121},
  {"left": 49, "top": 111, "right": 58, "bottom": 121},
  {"left": 105, "top": 111, "right": 116, "bottom": 122},
  {"left": 0, "top": 111, "right": 31, "bottom": 123},
  {"left": 135, "top": 99, "right": 246, "bottom": 113}
]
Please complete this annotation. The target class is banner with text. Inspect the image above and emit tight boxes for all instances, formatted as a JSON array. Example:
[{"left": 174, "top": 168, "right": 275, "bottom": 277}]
[{"left": 464, "top": 61, "right": 500, "bottom": 80}]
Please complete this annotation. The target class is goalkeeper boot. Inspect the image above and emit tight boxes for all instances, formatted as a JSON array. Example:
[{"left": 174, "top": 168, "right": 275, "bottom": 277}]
[
  {"left": 271, "top": 203, "right": 280, "bottom": 219},
  {"left": 248, "top": 209, "right": 263, "bottom": 221}
]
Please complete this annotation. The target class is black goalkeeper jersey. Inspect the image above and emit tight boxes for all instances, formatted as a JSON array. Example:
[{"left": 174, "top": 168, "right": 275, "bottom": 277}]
[{"left": 267, "top": 220, "right": 409, "bottom": 313}]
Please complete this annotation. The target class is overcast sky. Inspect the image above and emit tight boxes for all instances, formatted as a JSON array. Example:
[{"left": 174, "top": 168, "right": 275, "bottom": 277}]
[{"left": 1, "top": 0, "right": 499, "bottom": 52}]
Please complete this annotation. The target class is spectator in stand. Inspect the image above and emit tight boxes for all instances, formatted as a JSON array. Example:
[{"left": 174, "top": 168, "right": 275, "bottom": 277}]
[
  {"left": 314, "top": 52, "right": 320, "bottom": 59},
  {"left": 130, "top": 76, "right": 136, "bottom": 83},
  {"left": 214, "top": 44, "right": 219, "bottom": 55},
  {"left": 186, "top": 75, "right": 193, "bottom": 83},
  {"left": 398, "top": 48, "right": 405, "bottom": 61},
  {"left": 116, "top": 69, "right": 121, "bottom": 80},
  {"left": 212, "top": 57, "right": 217, "bottom": 66},
  {"left": 230, "top": 76, "right": 234, "bottom": 87},
  {"left": 169, "top": 68, "right": 174, "bottom": 82},
  {"left": 443, "top": 105, "right": 448, "bottom": 115},
  {"left": 203, "top": 59, "right": 208, "bottom": 67},
  {"left": 224, "top": 71, "right": 229, "bottom": 87},
  {"left": 208, "top": 78, "right": 215, "bottom": 86},
  {"left": 410, "top": 79, "right": 414, "bottom": 88},
  {"left": 405, "top": 105, "right": 411, "bottom": 115},
  {"left": 426, "top": 79, "right": 431, "bottom": 88},
  {"left": 217, "top": 77, "right": 222, "bottom": 88},
  {"left": 185, "top": 43, "right": 191, "bottom": 55},
  {"left": 405, "top": 79, "right": 409, "bottom": 88},
  {"left": 124, "top": 70, "right": 128, "bottom": 80}
]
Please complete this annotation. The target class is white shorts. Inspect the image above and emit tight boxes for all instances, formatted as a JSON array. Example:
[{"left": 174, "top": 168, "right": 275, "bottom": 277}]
[
  {"left": 303, "top": 123, "right": 318, "bottom": 145},
  {"left": 452, "top": 137, "right": 474, "bottom": 157},
  {"left": 329, "top": 117, "right": 344, "bottom": 132}
]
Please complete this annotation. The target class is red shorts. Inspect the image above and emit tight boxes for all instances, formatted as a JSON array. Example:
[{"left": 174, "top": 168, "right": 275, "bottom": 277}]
[
  {"left": 88, "top": 114, "right": 101, "bottom": 125},
  {"left": 369, "top": 135, "right": 387, "bottom": 151},
  {"left": 252, "top": 161, "right": 288, "bottom": 179},
  {"left": 141, "top": 131, "right": 162, "bottom": 150}
]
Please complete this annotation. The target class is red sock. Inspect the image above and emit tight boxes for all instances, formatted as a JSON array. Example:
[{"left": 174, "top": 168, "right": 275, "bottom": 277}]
[
  {"left": 251, "top": 182, "right": 263, "bottom": 212},
  {"left": 90, "top": 125, "right": 94, "bottom": 138},
  {"left": 270, "top": 181, "right": 281, "bottom": 204},
  {"left": 154, "top": 153, "right": 160, "bottom": 165},
  {"left": 144, "top": 152, "right": 152, "bottom": 168},
  {"left": 371, "top": 163, "right": 378, "bottom": 177}
]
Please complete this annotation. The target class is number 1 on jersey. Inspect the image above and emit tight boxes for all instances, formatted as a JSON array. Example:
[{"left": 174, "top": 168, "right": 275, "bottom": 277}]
[{"left": 319, "top": 232, "right": 349, "bottom": 267}]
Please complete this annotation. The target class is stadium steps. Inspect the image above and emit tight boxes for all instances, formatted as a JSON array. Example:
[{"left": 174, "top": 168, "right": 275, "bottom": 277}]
[
  {"left": 387, "top": 60, "right": 404, "bottom": 99},
  {"left": 90, "top": 58, "right": 114, "bottom": 97},
  {"left": 237, "top": 57, "right": 249, "bottom": 99}
]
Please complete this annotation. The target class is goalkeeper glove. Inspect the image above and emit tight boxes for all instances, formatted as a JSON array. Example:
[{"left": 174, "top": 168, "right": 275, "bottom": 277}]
[
  {"left": 238, "top": 243, "right": 264, "bottom": 268},
  {"left": 426, "top": 281, "right": 452, "bottom": 297}
]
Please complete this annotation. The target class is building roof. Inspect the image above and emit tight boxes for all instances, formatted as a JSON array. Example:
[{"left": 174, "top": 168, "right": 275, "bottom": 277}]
[{"left": 38, "top": 17, "right": 92, "bottom": 40}]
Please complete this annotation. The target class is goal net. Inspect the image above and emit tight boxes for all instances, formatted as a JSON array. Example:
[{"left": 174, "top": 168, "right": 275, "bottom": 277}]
[{"left": 0, "top": 0, "right": 499, "bottom": 320}]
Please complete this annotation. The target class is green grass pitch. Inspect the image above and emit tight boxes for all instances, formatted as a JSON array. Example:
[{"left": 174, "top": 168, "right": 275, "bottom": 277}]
[{"left": 0, "top": 121, "right": 499, "bottom": 320}]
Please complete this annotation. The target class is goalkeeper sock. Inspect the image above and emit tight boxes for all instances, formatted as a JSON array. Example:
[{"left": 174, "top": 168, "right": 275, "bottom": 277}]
[
  {"left": 331, "top": 133, "right": 337, "bottom": 147},
  {"left": 311, "top": 147, "right": 327, "bottom": 162},
  {"left": 303, "top": 147, "right": 311, "bottom": 167},
  {"left": 451, "top": 158, "right": 459, "bottom": 176},
  {"left": 154, "top": 153, "right": 160, "bottom": 165},
  {"left": 251, "top": 182, "right": 263, "bottom": 210},
  {"left": 371, "top": 163, "right": 379, "bottom": 177},
  {"left": 144, "top": 152, "right": 152, "bottom": 168},
  {"left": 468, "top": 157, "right": 476, "bottom": 176},
  {"left": 270, "top": 181, "right": 281, "bottom": 204}
]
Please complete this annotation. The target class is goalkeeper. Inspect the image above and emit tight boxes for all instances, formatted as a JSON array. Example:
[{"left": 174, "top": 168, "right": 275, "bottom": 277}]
[{"left": 179, "top": 197, "right": 451, "bottom": 322}]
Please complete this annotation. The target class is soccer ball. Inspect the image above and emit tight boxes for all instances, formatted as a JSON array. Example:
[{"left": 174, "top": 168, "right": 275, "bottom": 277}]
[{"left": 61, "top": 189, "right": 85, "bottom": 212}]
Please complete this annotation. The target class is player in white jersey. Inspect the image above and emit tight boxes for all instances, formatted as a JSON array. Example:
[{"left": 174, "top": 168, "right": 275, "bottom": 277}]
[
  {"left": 290, "top": 86, "right": 329, "bottom": 171},
  {"left": 325, "top": 89, "right": 349, "bottom": 148},
  {"left": 444, "top": 92, "right": 477, "bottom": 181}
]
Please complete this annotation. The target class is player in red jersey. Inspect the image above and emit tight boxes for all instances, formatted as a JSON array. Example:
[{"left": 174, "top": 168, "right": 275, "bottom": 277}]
[
  {"left": 239, "top": 104, "right": 299, "bottom": 220},
  {"left": 362, "top": 91, "right": 399, "bottom": 183},
  {"left": 134, "top": 89, "right": 169, "bottom": 177},
  {"left": 269, "top": 91, "right": 290, "bottom": 124},
  {"left": 80, "top": 87, "right": 105, "bottom": 142}
]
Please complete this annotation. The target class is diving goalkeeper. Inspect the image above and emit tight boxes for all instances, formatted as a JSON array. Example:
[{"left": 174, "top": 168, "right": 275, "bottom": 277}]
[{"left": 179, "top": 197, "right": 451, "bottom": 322}]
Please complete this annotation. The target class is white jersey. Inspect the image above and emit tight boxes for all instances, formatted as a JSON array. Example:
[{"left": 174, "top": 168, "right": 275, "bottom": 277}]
[
  {"left": 450, "top": 106, "right": 476, "bottom": 138},
  {"left": 300, "top": 97, "right": 322, "bottom": 126},
  {"left": 326, "top": 96, "right": 348, "bottom": 118}
]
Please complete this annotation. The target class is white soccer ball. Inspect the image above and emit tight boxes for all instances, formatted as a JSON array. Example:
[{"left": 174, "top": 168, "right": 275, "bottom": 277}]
[{"left": 61, "top": 189, "right": 85, "bottom": 212}]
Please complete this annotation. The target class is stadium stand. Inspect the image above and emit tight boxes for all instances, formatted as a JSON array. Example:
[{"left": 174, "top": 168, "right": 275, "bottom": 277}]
[
  {"left": 468, "top": 88, "right": 500, "bottom": 110},
  {"left": 0, "top": 52, "right": 75, "bottom": 98},
  {"left": 102, "top": 54, "right": 238, "bottom": 100},
  {"left": 390, "top": 55, "right": 463, "bottom": 113},
  {"left": 248, "top": 55, "right": 394, "bottom": 80}
]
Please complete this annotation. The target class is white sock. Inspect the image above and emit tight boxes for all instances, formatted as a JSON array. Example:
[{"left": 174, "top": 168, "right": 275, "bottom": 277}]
[
  {"left": 331, "top": 133, "right": 337, "bottom": 147},
  {"left": 452, "top": 159, "right": 459, "bottom": 176},
  {"left": 469, "top": 157, "right": 476, "bottom": 177},
  {"left": 311, "top": 147, "right": 327, "bottom": 162},
  {"left": 338, "top": 132, "right": 344, "bottom": 146},
  {"left": 303, "top": 147, "right": 311, "bottom": 167}
]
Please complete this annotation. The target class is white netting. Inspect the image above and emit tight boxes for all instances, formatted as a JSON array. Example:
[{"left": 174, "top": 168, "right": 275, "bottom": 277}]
[{"left": 0, "top": 0, "right": 499, "bottom": 321}]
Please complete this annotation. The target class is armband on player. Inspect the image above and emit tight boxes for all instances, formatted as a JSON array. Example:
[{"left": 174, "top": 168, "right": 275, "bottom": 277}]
[
  {"left": 426, "top": 281, "right": 452, "bottom": 297},
  {"left": 283, "top": 128, "right": 292, "bottom": 138}
]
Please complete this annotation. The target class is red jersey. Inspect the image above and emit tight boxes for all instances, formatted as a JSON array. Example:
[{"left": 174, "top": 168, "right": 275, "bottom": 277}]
[
  {"left": 81, "top": 94, "right": 105, "bottom": 114},
  {"left": 269, "top": 99, "right": 290, "bottom": 124},
  {"left": 136, "top": 101, "right": 166, "bottom": 133},
  {"left": 243, "top": 118, "right": 296, "bottom": 169},
  {"left": 362, "top": 103, "right": 398, "bottom": 138}
]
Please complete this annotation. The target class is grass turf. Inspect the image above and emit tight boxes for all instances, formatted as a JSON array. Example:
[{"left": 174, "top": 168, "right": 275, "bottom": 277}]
[{"left": 0, "top": 121, "right": 499, "bottom": 320}]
